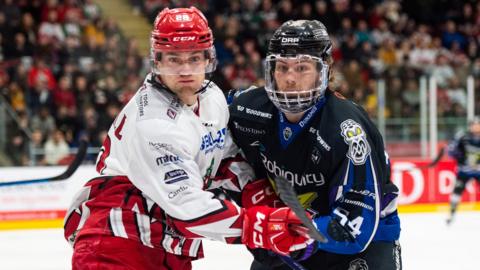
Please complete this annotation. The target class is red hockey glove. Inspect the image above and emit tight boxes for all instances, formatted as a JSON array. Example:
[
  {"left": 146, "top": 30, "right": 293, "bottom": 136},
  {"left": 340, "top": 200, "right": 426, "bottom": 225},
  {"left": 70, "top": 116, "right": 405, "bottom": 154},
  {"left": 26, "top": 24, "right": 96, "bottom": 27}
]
[
  {"left": 241, "top": 179, "right": 284, "bottom": 208},
  {"left": 242, "top": 206, "right": 313, "bottom": 256}
]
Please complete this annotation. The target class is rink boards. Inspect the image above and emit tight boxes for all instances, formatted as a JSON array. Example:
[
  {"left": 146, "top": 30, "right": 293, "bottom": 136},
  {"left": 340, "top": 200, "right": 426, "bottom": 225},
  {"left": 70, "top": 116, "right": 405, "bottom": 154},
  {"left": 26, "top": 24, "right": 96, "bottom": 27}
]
[{"left": 0, "top": 160, "right": 479, "bottom": 230}]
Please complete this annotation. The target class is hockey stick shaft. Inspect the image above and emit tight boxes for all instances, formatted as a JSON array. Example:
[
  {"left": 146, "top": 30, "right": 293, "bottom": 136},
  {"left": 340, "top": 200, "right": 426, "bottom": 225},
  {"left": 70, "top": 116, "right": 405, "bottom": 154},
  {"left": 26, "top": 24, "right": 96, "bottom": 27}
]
[
  {"left": 279, "top": 255, "right": 308, "bottom": 270},
  {"left": 0, "top": 139, "right": 88, "bottom": 187},
  {"left": 392, "top": 147, "right": 445, "bottom": 172},
  {"left": 274, "top": 176, "right": 328, "bottom": 243}
]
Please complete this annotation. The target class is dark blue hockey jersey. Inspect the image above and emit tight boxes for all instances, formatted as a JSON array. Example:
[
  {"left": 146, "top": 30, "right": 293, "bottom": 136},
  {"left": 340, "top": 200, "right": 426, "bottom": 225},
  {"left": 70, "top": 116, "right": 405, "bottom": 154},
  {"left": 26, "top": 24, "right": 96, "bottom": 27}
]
[{"left": 229, "top": 87, "right": 401, "bottom": 254}]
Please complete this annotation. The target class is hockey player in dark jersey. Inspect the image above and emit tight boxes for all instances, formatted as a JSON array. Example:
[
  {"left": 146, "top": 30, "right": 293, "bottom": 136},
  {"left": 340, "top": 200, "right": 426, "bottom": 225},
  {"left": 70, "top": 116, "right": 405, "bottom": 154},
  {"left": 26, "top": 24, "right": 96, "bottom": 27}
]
[
  {"left": 228, "top": 20, "right": 402, "bottom": 269},
  {"left": 446, "top": 116, "right": 480, "bottom": 225}
]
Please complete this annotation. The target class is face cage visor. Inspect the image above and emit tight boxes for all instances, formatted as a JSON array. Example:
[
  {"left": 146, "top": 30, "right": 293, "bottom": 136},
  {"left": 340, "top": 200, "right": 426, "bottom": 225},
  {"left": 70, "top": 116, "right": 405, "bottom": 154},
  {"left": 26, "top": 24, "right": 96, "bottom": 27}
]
[
  {"left": 151, "top": 46, "right": 217, "bottom": 76},
  {"left": 265, "top": 54, "right": 329, "bottom": 114}
]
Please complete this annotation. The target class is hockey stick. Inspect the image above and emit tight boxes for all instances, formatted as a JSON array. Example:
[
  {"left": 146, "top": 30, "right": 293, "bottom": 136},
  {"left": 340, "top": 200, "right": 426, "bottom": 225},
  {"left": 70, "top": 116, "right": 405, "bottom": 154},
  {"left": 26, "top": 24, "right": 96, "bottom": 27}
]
[
  {"left": 278, "top": 255, "right": 308, "bottom": 270},
  {"left": 392, "top": 147, "right": 445, "bottom": 172},
  {"left": 273, "top": 176, "right": 328, "bottom": 243},
  {"left": 0, "top": 139, "right": 88, "bottom": 187}
]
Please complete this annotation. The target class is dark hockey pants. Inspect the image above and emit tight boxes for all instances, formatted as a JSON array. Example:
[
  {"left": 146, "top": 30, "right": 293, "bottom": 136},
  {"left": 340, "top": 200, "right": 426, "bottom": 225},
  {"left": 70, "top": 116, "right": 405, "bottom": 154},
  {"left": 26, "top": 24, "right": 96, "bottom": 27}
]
[{"left": 251, "top": 241, "right": 402, "bottom": 270}]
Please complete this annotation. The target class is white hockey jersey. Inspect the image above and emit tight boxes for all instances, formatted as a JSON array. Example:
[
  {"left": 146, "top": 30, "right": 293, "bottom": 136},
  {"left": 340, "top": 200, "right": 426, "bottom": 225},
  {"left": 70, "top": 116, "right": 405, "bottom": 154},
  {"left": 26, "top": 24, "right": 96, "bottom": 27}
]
[{"left": 64, "top": 74, "right": 254, "bottom": 258}]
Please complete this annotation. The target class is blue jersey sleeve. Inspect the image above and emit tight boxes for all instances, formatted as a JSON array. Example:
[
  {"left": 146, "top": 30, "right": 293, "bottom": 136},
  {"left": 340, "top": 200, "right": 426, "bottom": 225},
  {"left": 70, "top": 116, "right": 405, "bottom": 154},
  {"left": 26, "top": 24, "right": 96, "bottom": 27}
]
[{"left": 313, "top": 156, "right": 381, "bottom": 254}]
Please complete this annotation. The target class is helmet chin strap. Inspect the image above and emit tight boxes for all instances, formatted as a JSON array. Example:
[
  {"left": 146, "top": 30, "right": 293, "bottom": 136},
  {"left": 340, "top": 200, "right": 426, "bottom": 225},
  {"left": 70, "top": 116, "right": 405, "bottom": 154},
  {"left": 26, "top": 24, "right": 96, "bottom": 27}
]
[
  {"left": 194, "top": 75, "right": 213, "bottom": 94},
  {"left": 148, "top": 73, "right": 213, "bottom": 97}
]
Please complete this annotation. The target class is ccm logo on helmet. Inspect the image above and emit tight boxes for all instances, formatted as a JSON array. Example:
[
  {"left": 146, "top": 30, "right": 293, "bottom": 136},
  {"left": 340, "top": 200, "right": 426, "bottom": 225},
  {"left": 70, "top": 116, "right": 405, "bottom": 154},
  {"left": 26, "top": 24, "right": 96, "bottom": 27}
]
[
  {"left": 173, "top": 36, "right": 196, "bottom": 42},
  {"left": 281, "top": 37, "right": 299, "bottom": 44}
]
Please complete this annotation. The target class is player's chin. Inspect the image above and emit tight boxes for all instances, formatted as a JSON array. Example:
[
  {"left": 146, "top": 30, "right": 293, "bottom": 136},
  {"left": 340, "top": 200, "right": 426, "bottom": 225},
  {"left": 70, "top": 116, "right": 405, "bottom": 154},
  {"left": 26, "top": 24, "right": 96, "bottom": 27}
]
[{"left": 178, "top": 84, "right": 201, "bottom": 93}]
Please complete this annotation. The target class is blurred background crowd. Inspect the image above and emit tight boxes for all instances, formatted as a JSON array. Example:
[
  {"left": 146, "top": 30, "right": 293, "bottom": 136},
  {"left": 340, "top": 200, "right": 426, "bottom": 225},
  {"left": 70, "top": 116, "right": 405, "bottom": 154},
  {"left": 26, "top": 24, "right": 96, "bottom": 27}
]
[{"left": 0, "top": 0, "right": 479, "bottom": 166}]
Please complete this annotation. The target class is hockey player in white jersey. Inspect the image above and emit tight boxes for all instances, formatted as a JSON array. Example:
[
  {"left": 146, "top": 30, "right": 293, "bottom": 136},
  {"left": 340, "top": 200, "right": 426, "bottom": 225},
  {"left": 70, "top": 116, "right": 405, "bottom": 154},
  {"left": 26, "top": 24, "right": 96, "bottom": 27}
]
[{"left": 64, "top": 7, "right": 311, "bottom": 270}]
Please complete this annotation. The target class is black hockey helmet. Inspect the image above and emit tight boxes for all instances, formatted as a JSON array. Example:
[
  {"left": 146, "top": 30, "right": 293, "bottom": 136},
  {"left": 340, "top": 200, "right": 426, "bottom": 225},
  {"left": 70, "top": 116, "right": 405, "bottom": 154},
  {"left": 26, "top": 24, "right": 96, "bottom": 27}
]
[
  {"left": 268, "top": 20, "right": 332, "bottom": 60},
  {"left": 265, "top": 20, "right": 332, "bottom": 114}
]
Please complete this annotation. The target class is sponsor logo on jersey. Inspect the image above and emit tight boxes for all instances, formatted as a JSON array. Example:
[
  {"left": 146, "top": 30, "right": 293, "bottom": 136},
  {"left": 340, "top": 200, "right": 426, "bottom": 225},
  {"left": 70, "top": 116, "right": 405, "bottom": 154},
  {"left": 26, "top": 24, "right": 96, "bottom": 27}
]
[
  {"left": 350, "top": 189, "right": 376, "bottom": 200},
  {"left": 138, "top": 92, "right": 149, "bottom": 117},
  {"left": 200, "top": 128, "right": 226, "bottom": 153},
  {"left": 168, "top": 185, "right": 188, "bottom": 199},
  {"left": 233, "top": 121, "right": 266, "bottom": 135},
  {"left": 299, "top": 105, "right": 318, "bottom": 127},
  {"left": 242, "top": 107, "right": 272, "bottom": 119},
  {"left": 149, "top": 142, "right": 173, "bottom": 152},
  {"left": 311, "top": 146, "right": 321, "bottom": 164},
  {"left": 309, "top": 127, "right": 331, "bottom": 151},
  {"left": 164, "top": 169, "right": 189, "bottom": 184},
  {"left": 260, "top": 153, "right": 325, "bottom": 187},
  {"left": 202, "top": 121, "right": 215, "bottom": 127},
  {"left": 340, "top": 119, "right": 371, "bottom": 165},
  {"left": 339, "top": 197, "right": 374, "bottom": 211},
  {"left": 156, "top": 155, "right": 182, "bottom": 166}
]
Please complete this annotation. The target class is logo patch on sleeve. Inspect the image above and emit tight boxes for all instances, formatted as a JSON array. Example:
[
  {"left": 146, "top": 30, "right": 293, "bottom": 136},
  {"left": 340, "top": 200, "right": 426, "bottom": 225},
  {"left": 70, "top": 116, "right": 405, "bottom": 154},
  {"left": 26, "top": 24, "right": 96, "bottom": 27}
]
[
  {"left": 164, "top": 169, "right": 189, "bottom": 184},
  {"left": 340, "top": 119, "right": 371, "bottom": 165}
]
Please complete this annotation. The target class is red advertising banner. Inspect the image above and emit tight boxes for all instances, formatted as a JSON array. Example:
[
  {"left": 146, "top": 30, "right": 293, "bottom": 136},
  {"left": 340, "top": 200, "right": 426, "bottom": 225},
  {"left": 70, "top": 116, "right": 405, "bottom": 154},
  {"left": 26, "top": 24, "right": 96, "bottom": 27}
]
[{"left": 391, "top": 158, "right": 480, "bottom": 205}]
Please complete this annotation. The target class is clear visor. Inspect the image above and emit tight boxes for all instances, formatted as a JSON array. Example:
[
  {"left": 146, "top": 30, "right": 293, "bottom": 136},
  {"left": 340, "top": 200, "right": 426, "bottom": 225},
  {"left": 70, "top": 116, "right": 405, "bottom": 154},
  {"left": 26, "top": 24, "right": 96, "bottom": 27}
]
[
  {"left": 265, "top": 54, "right": 329, "bottom": 114},
  {"left": 151, "top": 47, "right": 217, "bottom": 75}
]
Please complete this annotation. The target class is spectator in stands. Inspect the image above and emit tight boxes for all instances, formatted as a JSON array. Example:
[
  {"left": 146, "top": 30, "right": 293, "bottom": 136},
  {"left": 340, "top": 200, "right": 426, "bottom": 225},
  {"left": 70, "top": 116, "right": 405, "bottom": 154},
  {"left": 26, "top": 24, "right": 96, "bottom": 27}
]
[
  {"left": 44, "top": 129, "right": 69, "bottom": 165},
  {"left": 29, "top": 77, "right": 54, "bottom": 114},
  {"left": 38, "top": 9, "right": 65, "bottom": 46},
  {"left": 53, "top": 75, "right": 76, "bottom": 112},
  {"left": 29, "top": 129, "right": 46, "bottom": 165},
  {"left": 431, "top": 53, "right": 455, "bottom": 89},
  {"left": 6, "top": 81, "right": 26, "bottom": 113},
  {"left": 27, "top": 57, "right": 56, "bottom": 90},
  {"left": 30, "top": 106, "right": 56, "bottom": 139},
  {"left": 442, "top": 20, "right": 466, "bottom": 50}
]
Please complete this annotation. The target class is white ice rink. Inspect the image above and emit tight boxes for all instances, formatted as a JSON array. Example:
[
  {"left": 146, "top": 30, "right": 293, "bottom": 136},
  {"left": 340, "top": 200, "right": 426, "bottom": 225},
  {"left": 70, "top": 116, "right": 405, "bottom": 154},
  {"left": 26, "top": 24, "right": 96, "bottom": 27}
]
[{"left": 0, "top": 212, "right": 478, "bottom": 270}]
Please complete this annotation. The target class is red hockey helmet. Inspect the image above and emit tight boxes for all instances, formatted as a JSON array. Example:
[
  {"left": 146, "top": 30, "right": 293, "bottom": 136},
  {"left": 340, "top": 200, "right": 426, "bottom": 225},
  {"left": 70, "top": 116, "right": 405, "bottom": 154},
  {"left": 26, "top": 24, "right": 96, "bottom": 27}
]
[{"left": 150, "top": 7, "right": 216, "bottom": 75}]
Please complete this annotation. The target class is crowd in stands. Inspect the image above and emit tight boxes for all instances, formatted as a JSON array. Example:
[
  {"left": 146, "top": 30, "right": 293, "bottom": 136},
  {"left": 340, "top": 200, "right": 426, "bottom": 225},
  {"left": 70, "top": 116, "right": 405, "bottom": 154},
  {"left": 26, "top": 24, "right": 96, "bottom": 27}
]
[
  {"left": 1, "top": 0, "right": 480, "bottom": 165},
  {"left": 0, "top": 0, "right": 145, "bottom": 165},
  {"left": 133, "top": 0, "right": 480, "bottom": 118}
]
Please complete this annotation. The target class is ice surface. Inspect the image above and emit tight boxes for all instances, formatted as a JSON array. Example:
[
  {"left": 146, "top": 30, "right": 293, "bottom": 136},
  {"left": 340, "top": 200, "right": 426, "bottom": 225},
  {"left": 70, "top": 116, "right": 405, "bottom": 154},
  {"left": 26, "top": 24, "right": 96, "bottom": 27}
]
[{"left": 0, "top": 212, "right": 478, "bottom": 270}]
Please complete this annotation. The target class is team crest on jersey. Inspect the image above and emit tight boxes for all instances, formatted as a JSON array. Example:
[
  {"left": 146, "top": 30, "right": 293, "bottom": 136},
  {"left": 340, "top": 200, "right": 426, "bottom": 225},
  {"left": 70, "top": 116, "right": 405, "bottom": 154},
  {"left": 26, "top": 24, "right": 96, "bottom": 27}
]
[
  {"left": 283, "top": 127, "right": 292, "bottom": 140},
  {"left": 348, "top": 258, "right": 368, "bottom": 270},
  {"left": 340, "top": 119, "right": 371, "bottom": 165},
  {"left": 166, "top": 97, "right": 181, "bottom": 120},
  {"left": 167, "top": 108, "right": 177, "bottom": 119}
]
